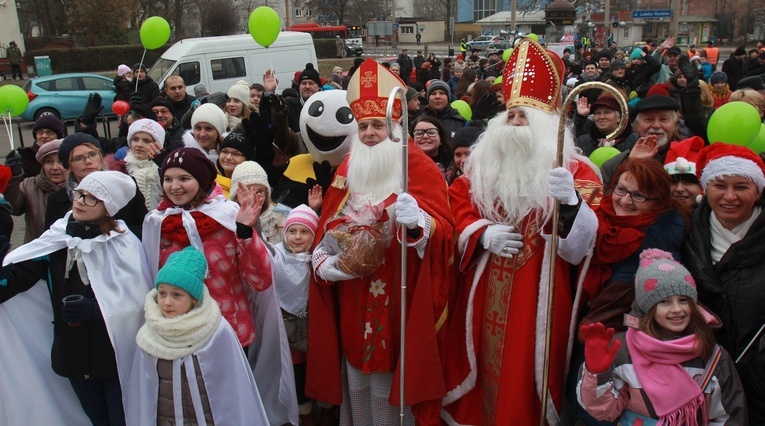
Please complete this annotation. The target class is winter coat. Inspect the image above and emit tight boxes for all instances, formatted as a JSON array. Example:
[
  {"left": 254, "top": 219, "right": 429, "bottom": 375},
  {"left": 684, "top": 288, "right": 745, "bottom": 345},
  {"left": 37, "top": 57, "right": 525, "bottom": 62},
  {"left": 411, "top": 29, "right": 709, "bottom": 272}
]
[
  {"left": 418, "top": 105, "right": 466, "bottom": 138},
  {"left": 578, "top": 332, "right": 748, "bottom": 425},
  {"left": 721, "top": 57, "right": 747, "bottom": 90},
  {"left": 155, "top": 357, "right": 214, "bottom": 425},
  {"left": 153, "top": 119, "right": 186, "bottom": 166},
  {"left": 170, "top": 94, "right": 196, "bottom": 120},
  {"left": 627, "top": 54, "right": 662, "bottom": 98},
  {"left": 416, "top": 68, "right": 432, "bottom": 88},
  {"left": 413, "top": 55, "right": 426, "bottom": 70},
  {"left": 113, "top": 75, "right": 133, "bottom": 103},
  {"left": 136, "top": 77, "right": 161, "bottom": 105},
  {"left": 684, "top": 199, "right": 765, "bottom": 423},
  {"left": 5, "top": 172, "right": 63, "bottom": 243},
  {"left": 396, "top": 54, "right": 414, "bottom": 84},
  {"left": 428, "top": 57, "right": 441, "bottom": 78}
]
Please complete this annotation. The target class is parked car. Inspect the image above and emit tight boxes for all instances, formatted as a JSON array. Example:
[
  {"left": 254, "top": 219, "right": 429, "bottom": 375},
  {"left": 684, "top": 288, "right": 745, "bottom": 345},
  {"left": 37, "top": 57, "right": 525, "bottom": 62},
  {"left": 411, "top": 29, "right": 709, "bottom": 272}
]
[
  {"left": 485, "top": 40, "right": 514, "bottom": 55},
  {"left": 21, "top": 73, "right": 116, "bottom": 121},
  {"left": 345, "top": 39, "right": 364, "bottom": 57},
  {"left": 466, "top": 35, "right": 506, "bottom": 51}
]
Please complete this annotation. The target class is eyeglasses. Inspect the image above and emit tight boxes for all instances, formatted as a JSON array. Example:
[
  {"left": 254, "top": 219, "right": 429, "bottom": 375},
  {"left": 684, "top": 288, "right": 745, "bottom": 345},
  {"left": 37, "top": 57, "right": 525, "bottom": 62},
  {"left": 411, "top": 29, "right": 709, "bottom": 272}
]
[
  {"left": 73, "top": 190, "right": 102, "bottom": 207},
  {"left": 70, "top": 151, "right": 100, "bottom": 165},
  {"left": 35, "top": 129, "right": 56, "bottom": 137},
  {"left": 220, "top": 149, "right": 245, "bottom": 159},
  {"left": 413, "top": 128, "right": 439, "bottom": 138},
  {"left": 612, "top": 185, "right": 656, "bottom": 203}
]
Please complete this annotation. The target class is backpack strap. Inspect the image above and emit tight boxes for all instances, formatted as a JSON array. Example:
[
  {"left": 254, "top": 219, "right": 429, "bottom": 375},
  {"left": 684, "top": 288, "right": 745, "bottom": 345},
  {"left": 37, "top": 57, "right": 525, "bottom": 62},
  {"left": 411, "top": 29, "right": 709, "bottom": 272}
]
[{"left": 697, "top": 344, "right": 722, "bottom": 392}]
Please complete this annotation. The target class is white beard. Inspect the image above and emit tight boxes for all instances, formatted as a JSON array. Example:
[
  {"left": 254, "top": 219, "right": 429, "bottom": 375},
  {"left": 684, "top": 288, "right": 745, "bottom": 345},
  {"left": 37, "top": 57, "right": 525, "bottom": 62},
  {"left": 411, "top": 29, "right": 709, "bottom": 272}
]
[
  {"left": 346, "top": 124, "right": 404, "bottom": 204},
  {"left": 465, "top": 108, "right": 578, "bottom": 226}
]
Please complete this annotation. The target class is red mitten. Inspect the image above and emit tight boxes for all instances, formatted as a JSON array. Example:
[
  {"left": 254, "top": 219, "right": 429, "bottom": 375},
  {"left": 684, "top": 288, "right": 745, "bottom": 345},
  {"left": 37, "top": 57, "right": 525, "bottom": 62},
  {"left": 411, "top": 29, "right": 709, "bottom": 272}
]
[{"left": 580, "top": 322, "right": 621, "bottom": 374}]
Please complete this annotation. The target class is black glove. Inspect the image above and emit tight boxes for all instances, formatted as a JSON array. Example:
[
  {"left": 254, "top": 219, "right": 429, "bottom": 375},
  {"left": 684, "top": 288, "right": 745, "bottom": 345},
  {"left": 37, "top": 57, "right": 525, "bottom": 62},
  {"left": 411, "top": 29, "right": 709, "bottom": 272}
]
[
  {"left": 81, "top": 93, "right": 104, "bottom": 126},
  {"left": 4, "top": 151, "right": 23, "bottom": 176},
  {"left": 61, "top": 296, "right": 101, "bottom": 323},
  {"left": 677, "top": 55, "right": 699, "bottom": 87},
  {"left": 129, "top": 92, "right": 144, "bottom": 109},
  {"left": 270, "top": 94, "right": 286, "bottom": 113},
  {"left": 305, "top": 160, "right": 333, "bottom": 194},
  {"left": 472, "top": 92, "right": 502, "bottom": 121},
  {"left": 241, "top": 110, "right": 272, "bottom": 149}
]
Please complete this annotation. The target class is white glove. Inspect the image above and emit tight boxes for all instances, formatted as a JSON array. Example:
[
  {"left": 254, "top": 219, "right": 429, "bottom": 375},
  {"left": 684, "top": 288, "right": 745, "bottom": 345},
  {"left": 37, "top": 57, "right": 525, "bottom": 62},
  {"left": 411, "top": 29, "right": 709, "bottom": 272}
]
[
  {"left": 479, "top": 224, "right": 523, "bottom": 258},
  {"left": 548, "top": 167, "right": 579, "bottom": 206},
  {"left": 314, "top": 249, "right": 356, "bottom": 282},
  {"left": 395, "top": 192, "right": 426, "bottom": 229}
]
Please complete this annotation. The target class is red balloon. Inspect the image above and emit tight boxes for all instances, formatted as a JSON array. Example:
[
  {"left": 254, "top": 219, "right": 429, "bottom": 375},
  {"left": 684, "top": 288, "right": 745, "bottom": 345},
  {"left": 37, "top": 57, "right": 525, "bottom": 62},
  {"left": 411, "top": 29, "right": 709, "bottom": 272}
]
[{"left": 112, "top": 100, "right": 130, "bottom": 116}]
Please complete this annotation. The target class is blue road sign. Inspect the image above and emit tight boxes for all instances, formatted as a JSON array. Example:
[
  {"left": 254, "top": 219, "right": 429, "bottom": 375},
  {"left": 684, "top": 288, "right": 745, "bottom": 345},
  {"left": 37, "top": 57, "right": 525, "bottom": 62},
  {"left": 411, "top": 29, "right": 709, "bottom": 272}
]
[
  {"left": 633, "top": 10, "right": 672, "bottom": 19},
  {"left": 392, "top": 23, "right": 399, "bottom": 29}
]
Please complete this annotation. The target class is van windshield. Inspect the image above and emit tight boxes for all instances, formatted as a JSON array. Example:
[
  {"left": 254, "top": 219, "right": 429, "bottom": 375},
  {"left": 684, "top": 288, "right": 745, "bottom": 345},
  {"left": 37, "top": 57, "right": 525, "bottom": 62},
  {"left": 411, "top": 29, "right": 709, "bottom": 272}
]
[{"left": 148, "top": 58, "right": 176, "bottom": 82}]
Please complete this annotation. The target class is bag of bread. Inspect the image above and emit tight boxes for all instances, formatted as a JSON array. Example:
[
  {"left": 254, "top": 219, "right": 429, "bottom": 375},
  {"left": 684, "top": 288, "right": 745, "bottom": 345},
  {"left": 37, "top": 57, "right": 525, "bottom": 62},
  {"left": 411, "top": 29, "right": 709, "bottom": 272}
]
[{"left": 324, "top": 200, "right": 392, "bottom": 277}]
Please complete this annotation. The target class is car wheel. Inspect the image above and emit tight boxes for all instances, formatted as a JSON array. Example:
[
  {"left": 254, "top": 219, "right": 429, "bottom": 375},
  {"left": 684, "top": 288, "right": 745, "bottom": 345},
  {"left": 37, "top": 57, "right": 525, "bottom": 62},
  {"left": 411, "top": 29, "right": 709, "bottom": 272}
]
[
  {"left": 355, "top": 51, "right": 362, "bottom": 57},
  {"left": 34, "top": 107, "right": 60, "bottom": 121}
]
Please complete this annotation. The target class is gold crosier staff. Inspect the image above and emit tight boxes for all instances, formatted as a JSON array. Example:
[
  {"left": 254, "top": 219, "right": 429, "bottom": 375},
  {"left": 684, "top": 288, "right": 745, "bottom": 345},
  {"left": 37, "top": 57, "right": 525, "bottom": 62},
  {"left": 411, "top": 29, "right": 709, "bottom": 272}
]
[
  {"left": 385, "top": 86, "right": 409, "bottom": 426},
  {"left": 540, "top": 81, "right": 629, "bottom": 425}
]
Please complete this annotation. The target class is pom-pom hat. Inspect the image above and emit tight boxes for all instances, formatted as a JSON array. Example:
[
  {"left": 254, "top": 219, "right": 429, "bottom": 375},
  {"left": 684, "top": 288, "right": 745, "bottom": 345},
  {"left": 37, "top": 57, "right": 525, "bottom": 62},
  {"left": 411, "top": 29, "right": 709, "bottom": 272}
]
[
  {"left": 696, "top": 142, "right": 765, "bottom": 192},
  {"left": 501, "top": 37, "right": 564, "bottom": 113},
  {"left": 300, "top": 63, "right": 322, "bottom": 87},
  {"left": 155, "top": 246, "right": 208, "bottom": 301},
  {"left": 75, "top": 171, "right": 137, "bottom": 216},
  {"left": 664, "top": 136, "right": 704, "bottom": 177},
  {"left": 346, "top": 58, "right": 406, "bottom": 122},
  {"left": 634, "top": 248, "right": 697, "bottom": 315},
  {"left": 284, "top": 204, "right": 319, "bottom": 236}
]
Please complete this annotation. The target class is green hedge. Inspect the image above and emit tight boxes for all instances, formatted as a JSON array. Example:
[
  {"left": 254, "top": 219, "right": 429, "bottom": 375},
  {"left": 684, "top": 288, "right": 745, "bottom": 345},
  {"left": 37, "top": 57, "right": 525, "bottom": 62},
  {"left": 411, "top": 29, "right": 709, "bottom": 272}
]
[
  {"left": 315, "top": 39, "right": 339, "bottom": 59},
  {"left": 24, "top": 44, "right": 170, "bottom": 74}
]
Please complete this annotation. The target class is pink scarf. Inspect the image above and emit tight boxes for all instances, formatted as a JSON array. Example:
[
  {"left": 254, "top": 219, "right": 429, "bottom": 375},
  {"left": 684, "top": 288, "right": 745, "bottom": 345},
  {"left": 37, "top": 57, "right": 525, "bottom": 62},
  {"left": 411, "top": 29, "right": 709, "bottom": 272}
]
[{"left": 625, "top": 328, "right": 707, "bottom": 426}]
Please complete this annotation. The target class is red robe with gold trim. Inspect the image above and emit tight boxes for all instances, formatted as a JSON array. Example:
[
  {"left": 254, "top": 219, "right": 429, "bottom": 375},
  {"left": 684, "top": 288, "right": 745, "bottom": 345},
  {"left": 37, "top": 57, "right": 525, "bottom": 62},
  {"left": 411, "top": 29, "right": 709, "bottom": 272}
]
[
  {"left": 306, "top": 144, "right": 455, "bottom": 424},
  {"left": 442, "top": 159, "right": 601, "bottom": 425}
]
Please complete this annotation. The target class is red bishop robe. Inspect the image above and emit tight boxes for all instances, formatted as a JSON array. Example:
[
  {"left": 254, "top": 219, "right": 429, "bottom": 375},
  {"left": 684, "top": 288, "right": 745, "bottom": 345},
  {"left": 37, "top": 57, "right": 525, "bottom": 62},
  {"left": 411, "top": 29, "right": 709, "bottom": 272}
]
[
  {"left": 442, "top": 159, "right": 601, "bottom": 425},
  {"left": 306, "top": 144, "right": 456, "bottom": 425}
]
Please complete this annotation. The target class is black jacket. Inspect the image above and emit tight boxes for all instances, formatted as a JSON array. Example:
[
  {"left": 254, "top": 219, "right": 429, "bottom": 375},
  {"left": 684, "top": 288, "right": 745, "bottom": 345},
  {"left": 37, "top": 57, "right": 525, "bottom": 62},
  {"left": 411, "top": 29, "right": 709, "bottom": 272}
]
[
  {"left": 113, "top": 75, "right": 133, "bottom": 103},
  {"left": 418, "top": 105, "right": 466, "bottom": 138},
  {"left": 626, "top": 54, "right": 662, "bottom": 97},
  {"left": 683, "top": 199, "right": 765, "bottom": 423},
  {"left": 170, "top": 94, "right": 196, "bottom": 119},
  {"left": 136, "top": 76, "right": 161, "bottom": 105}
]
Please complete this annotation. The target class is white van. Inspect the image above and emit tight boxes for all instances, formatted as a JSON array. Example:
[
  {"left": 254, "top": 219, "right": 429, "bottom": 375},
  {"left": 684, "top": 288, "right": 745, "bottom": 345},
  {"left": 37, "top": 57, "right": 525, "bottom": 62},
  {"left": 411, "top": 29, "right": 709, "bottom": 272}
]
[{"left": 147, "top": 32, "right": 318, "bottom": 95}]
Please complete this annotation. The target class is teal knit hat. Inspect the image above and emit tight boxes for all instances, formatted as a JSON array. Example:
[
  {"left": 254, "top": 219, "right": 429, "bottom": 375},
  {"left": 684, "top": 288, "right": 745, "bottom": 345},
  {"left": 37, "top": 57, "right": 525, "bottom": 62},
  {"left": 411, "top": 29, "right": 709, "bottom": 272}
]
[
  {"left": 630, "top": 48, "right": 644, "bottom": 60},
  {"left": 155, "top": 246, "right": 208, "bottom": 301}
]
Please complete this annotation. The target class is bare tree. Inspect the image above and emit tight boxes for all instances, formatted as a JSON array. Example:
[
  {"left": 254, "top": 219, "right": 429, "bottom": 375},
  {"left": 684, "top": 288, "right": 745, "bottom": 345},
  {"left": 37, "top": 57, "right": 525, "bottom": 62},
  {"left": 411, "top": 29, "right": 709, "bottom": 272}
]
[
  {"left": 17, "top": 0, "right": 68, "bottom": 37},
  {"left": 199, "top": 0, "right": 240, "bottom": 36},
  {"left": 64, "top": 0, "right": 139, "bottom": 45}
]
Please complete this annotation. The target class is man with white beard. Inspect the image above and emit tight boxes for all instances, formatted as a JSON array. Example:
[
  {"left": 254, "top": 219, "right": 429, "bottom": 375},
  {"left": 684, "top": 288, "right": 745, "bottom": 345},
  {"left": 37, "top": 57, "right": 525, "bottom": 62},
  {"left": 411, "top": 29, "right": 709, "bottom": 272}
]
[
  {"left": 441, "top": 38, "right": 602, "bottom": 425},
  {"left": 306, "top": 58, "right": 455, "bottom": 425}
]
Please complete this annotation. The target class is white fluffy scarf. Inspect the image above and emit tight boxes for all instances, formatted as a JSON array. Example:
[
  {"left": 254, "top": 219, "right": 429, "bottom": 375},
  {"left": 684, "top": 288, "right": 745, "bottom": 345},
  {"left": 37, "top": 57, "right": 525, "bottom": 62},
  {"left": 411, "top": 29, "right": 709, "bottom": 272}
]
[
  {"left": 125, "top": 151, "right": 161, "bottom": 211},
  {"left": 709, "top": 206, "right": 761, "bottom": 264},
  {"left": 136, "top": 286, "right": 221, "bottom": 360}
]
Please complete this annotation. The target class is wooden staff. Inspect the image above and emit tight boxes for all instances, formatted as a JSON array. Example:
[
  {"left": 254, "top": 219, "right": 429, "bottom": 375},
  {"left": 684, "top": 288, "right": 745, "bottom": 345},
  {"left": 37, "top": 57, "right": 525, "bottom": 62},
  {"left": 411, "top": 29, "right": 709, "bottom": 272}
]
[
  {"left": 385, "top": 86, "right": 409, "bottom": 425},
  {"left": 540, "top": 81, "right": 629, "bottom": 425}
]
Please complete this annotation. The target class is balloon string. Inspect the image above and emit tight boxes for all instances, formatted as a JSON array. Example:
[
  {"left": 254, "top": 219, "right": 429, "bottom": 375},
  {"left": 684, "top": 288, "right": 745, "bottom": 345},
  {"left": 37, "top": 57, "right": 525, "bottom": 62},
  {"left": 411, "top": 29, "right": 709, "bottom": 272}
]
[
  {"left": 3, "top": 111, "right": 14, "bottom": 151},
  {"left": 268, "top": 49, "right": 274, "bottom": 83},
  {"left": 135, "top": 48, "right": 147, "bottom": 93}
]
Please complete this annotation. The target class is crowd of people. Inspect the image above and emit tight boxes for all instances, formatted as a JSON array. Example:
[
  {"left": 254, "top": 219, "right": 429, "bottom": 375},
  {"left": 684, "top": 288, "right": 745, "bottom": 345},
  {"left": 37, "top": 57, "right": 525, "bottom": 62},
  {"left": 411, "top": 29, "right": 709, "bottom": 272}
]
[{"left": 0, "top": 34, "right": 763, "bottom": 425}]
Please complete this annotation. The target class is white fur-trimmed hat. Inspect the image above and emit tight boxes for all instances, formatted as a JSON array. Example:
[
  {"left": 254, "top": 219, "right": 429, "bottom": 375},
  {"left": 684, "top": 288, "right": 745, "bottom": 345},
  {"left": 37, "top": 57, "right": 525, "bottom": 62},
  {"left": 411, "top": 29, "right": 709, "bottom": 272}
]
[
  {"left": 127, "top": 119, "right": 165, "bottom": 147},
  {"left": 191, "top": 103, "right": 227, "bottom": 137},
  {"left": 75, "top": 171, "right": 137, "bottom": 216},
  {"left": 697, "top": 142, "right": 765, "bottom": 192}
]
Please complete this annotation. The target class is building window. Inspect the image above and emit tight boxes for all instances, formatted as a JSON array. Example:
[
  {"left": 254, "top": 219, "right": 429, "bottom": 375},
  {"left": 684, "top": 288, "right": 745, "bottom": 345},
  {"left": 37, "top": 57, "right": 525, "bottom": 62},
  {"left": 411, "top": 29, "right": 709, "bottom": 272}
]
[
  {"left": 622, "top": 27, "right": 629, "bottom": 38},
  {"left": 473, "top": 0, "right": 496, "bottom": 21},
  {"left": 402, "top": 26, "right": 414, "bottom": 34},
  {"left": 306, "top": 8, "right": 311, "bottom": 17},
  {"left": 295, "top": 8, "right": 302, "bottom": 17}
]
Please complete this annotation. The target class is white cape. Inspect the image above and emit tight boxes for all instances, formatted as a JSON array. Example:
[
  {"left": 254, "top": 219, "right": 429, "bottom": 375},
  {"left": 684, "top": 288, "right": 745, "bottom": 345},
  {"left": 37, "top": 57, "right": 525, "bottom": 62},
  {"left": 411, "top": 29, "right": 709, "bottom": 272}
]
[
  {"left": 2, "top": 212, "right": 153, "bottom": 418},
  {"left": 127, "top": 319, "right": 269, "bottom": 425}
]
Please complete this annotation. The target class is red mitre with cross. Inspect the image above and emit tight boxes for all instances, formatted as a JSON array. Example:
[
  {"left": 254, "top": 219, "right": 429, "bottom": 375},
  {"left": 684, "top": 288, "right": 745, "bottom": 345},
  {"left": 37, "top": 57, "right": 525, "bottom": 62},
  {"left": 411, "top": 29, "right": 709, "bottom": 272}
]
[
  {"left": 346, "top": 58, "right": 405, "bottom": 121},
  {"left": 502, "top": 37, "right": 565, "bottom": 113}
]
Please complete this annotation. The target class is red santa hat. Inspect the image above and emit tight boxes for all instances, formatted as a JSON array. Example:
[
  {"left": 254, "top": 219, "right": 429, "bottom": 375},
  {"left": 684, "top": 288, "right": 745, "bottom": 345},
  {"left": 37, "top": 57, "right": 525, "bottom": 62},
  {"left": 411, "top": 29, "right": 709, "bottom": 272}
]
[
  {"left": 502, "top": 37, "right": 564, "bottom": 113},
  {"left": 697, "top": 142, "right": 765, "bottom": 192},
  {"left": 664, "top": 136, "right": 704, "bottom": 177},
  {"left": 346, "top": 58, "right": 405, "bottom": 122}
]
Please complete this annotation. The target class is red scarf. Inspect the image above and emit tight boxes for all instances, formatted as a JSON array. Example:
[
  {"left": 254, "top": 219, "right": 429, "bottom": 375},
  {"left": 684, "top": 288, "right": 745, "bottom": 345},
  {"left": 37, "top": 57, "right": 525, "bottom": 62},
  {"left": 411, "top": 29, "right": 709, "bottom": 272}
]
[
  {"left": 160, "top": 211, "right": 224, "bottom": 247},
  {"left": 581, "top": 196, "right": 660, "bottom": 302}
]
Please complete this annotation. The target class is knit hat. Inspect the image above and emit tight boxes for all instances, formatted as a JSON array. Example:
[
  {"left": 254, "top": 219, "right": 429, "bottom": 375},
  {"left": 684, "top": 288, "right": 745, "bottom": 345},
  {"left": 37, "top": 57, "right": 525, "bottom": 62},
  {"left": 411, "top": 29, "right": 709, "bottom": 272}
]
[
  {"left": 629, "top": 48, "right": 644, "bottom": 60},
  {"left": 35, "top": 139, "right": 63, "bottom": 164},
  {"left": 609, "top": 59, "right": 627, "bottom": 72},
  {"left": 133, "top": 63, "right": 147, "bottom": 72},
  {"left": 566, "top": 77, "right": 578, "bottom": 87},
  {"left": 596, "top": 50, "right": 613, "bottom": 61},
  {"left": 299, "top": 63, "right": 322, "bottom": 87},
  {"left": 664, "top": 136, "right": 704, "bottom": 177},
  {"left": 284, "top": 204, "right": 319, "bottom": 237},
  {"left": 451, "top": 125, "right": 483, "bottom": 149},
  {"left": 646, "top": 83, "right": 671, "bottom": 97},
  {"left": 227, "top": 80, "right": 251, "bottom": 105},
  {"left": 117, "top": 64, "right": 132, "bottom": 77},
  {"left": 219, "top": 132, "right": 254, "bottom": 161},
  {"left": 129, "top": 104, "right": 158, "bottom": 122},
  {"left": 634, "top": 248, "right": 697, "bottom": 315},
  {"left": 696, "top": 142, "right": 765, "bottom": 192},
  {"left": 161, "top": 147, "right": 218, "bottom": 194},
  {"left": 405, "top": 87, "right": 419, "bottom": 101},
  {"left": 149, "top": 97, "right": 176, "bottom": 117},
  {"left": 58, "top": 133, "right": 103, "bottom": 169},
  {"left": 155, "top": 246, "right": 208, "bottom": 301},
  {"left": 127, "top": 119, "right": 166, "bottom": 147},
  {"left": 421, "top": 61, "right": 432, "bottom": 70},
  {"left": 194, "top": 84, "right": 209, "bottom": 97},
  {"left": 454, "top": 62, "right": 466, "bottom": 72},
  {"left": 332, "top": 66, "right": 343, "bottom": 74},
  {"left": 734, "top": 46, "right": 747, "bottom": 57},
  {"left": 205, "top": 92, "right": 229, "bottom": 109},
  {"left": 427, "top": 80, "right": 451, "bottom": 99},
  {"left": 229, "top": 161, "right": 270, "bottom": 203},
  {"left": 191, "top": 103, "right": 227, "bottom": 137},
  {"left": 33, "top": 114, "right": 64, "bottom": 139},
  {"left": 75, "top": 171, "right": 137, "bottom": 216},
  {"left": 710, "top": 71, "right": 727, "bottom": 84}
]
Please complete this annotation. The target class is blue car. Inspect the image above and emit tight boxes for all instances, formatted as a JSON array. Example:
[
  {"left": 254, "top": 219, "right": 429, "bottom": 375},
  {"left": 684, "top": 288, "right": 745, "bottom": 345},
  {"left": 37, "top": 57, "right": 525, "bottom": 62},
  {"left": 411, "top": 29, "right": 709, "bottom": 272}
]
[{"left": 21, "top": 73, "right": 117, "bottom": 121}]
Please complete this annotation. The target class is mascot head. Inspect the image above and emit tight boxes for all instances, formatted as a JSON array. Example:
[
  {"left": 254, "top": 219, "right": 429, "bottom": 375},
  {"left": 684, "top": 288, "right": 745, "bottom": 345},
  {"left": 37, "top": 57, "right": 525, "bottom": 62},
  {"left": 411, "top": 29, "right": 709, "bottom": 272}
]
[{"left": 299, "top": 90, "right": 356, "bottom": 166}]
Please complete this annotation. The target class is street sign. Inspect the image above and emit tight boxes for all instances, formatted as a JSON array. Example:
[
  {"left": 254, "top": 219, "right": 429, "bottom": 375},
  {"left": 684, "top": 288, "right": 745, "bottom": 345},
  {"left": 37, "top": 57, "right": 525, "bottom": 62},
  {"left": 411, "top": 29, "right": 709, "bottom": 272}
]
[
  {"left": 392, "top": 23, "right": 399, "bottom": 29},
  {"left": 632, "top": 9, "right": 672, "bottom": 19},
  {"left": 368, "top": 21, "right": 394, "bottom": 36}
]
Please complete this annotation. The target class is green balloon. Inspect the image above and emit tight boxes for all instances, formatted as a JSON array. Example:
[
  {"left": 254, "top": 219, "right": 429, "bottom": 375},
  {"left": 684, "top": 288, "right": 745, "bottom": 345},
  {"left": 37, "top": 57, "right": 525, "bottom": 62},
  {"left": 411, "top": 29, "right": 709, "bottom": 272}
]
[
  {"left": 140, "top": 16, "right": 171, "bottom": 50},
  {"left": 747, "top": 123, "right": 765, "bottom": 154},
  {"left": 249, "top": 7, "right": 281, "bottom": 48},
  {"left": 0, "top": 85, "right": 29, "bottom": 117},
  {"left": 589, "top": 146, "right": 620, "bottom": 168},
  {"left": 494, "top": 75, "right": 502, "bottom": 85},
  {"left": 451, "top": 100, "right": 472, "bottom": 121},
  {"left": 708, "top": 101, "right": 761, "bottom": 146},
  {"left": 502, "top": 48, "right": 514, "bottom": 62},
  {"left": 527, "top": 33, "right": 539, "bottom": 42}
]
